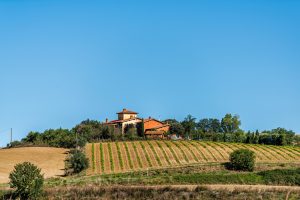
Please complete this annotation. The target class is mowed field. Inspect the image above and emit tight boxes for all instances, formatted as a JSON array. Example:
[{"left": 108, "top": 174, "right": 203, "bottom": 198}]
[
  {"left": 0, "top": 147, "right": 68, "bottom": 183},
  {"left": 86, "top": 141, "right": 300, "bottom": 175}
]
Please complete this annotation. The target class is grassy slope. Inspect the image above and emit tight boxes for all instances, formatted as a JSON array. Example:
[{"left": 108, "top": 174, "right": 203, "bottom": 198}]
[{"left": 86, "top": 141, "right": 300, "bottom": 175}]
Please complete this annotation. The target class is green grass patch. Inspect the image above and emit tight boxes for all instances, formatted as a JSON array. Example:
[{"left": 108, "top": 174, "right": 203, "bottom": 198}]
[
  {"left": 124, "top": 142, "right": 134, "bottom": 169},
  {"left": 147, "top": 141, "right": 162, "bottom": 166},
  {"left": 115, "top": 142, "right": 124, "bottom": 170},
  {"left": 258, "top": 168, "right": 300, "bottom": 185}
]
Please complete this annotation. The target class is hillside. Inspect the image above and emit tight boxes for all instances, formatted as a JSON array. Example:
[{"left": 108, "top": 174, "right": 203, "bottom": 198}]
[
  {"left": 85, "top": 141, "right": 300, "bottom": 175},
  {"left": 0, "top": 147, "right": 68, "bottom": 183}
]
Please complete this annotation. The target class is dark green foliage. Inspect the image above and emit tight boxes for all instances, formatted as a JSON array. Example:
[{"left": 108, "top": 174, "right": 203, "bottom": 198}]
[
  {"left": 181, "top": 114, "right": 196, "bottom": 139},
  {"left": 136, "top": 120, "right": 145, "bottom": 137},
  {"left": 229, "top": 149, "right": 255, "bottom": 171},
  {"left": 169, "top": 122, "right": 184, "bottom": 136},
  {"left": 8, "top": 140, "right": 22, "bottom": 147},
  {"left": 70, "top": 150, "right": 89, "bottom": 174},
  {"left": 9, "top": 162, "right": 44, "bottom": 200},
  {"left": 197, "top": 118, "right": 221, "bottom": 134}
]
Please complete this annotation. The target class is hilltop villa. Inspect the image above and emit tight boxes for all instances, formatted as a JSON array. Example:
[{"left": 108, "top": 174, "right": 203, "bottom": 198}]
[{"left": 105, "top": 108, "right": 170, "bottom": 138}]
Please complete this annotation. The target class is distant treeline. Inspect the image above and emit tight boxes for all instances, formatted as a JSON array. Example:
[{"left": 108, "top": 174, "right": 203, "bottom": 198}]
[
  {"left": 9, "top": 114, "right": 300, "bottom": 148},
  {"left": 166, "top": 114, "right": 299, "bottom": 146}
]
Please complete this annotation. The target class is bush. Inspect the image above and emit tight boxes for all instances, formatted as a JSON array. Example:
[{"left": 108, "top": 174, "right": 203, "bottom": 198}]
[
  {"left": 9, "top": 162, "right": 44, "bottom": 200},
  {"left": 229, "top": 149, "right": 255, "bottom": 171},
  {"left": 70, "top": 150, "right": 89, "bottom": 173}
]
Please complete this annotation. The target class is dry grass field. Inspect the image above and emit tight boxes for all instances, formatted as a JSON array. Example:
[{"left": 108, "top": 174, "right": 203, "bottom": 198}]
[
  {"left": 0, "top": 147, "right": 68, "bottom": 183},
  {"left": 86, "top": 141, "right": 300, "bottom": 175}
]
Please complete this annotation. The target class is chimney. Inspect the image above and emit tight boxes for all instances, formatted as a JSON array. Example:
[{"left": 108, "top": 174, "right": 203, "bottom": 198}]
[
  {"left": 123, "top": 108, "right": 126, "bottom": 112},
  {"left": 105, "top": 118, "right": 108, "bottom": 123},
  {"left": 149, "top": 116, "right": 152, "bottom": 119}
]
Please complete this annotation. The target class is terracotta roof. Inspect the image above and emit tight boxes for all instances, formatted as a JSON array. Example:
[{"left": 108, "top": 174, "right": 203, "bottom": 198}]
[
  {"left": 117, "top": 108, "right": 138, "bottom": 114},
  {"left": 145, "top": 124, "right": 170, "bottom": 130},
  {"left": 106, "top": 117, "right": 142, "bottom": 124},
  {"left": 145, "top": 130, "right": 165, "bottom": 135}
]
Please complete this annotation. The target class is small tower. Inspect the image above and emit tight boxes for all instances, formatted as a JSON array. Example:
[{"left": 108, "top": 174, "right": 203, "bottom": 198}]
[{"left": 117, "top": 108, "right": 138, "bottom": 120}]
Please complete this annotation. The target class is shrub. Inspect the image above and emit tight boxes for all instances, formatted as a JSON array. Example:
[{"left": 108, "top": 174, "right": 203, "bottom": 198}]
[
  {"left": 229, "top": 149, "right": 255, "bottom": 171},
  {"left": 9, "top": 162, "right": 44, "bottom": 200},
  {"left": 70, "top": 150, "right": 89, "bottom": 173}
]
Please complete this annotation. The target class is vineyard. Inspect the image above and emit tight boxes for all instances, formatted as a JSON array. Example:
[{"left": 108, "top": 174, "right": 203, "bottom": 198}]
[{"left": 85, "top": 141, "right": 300, "bottom": 175}]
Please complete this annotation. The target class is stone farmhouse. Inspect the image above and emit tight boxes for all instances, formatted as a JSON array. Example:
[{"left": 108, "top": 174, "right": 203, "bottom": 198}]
[{"left": 105, "top": 108, "right": 170, "bottom": 138}]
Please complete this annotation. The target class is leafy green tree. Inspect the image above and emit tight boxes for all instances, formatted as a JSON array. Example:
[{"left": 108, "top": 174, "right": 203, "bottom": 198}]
[
  {"left": 73, "top": 119, "right": 103, "bottom": 141},
  {"left": 69, "top": 151, "right": 89, "bottom": 173},
  {"left": 197, "top": 118, "right": 221, "bottom": 133},
  {"left": 181, "top": 115, "right": 196, "bottom": 139},
  {"left": 169, "top": 122, "right": 184, "bottom": 136},
  {"left": 136, "top": 119, "right": 145, "bottom": 137},
  {"left": 221, "top": 114, "right": 241, "bottom": 142},
  {"left": 163, "top": 119, "right": 178, "bottom": 125},
  {"left": 229, "top": 149, "right": 255, "bottom": 171},
  {"left": 22, "top": 132, "right": 40, "bottom": 143},
  {"left": 9, "top": 162, "right": 44, "bottom": 200}
]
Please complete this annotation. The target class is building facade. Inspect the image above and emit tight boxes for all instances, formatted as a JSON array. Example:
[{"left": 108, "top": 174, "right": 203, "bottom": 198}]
[{"left": 105, "top": 108, "right": 170, "bottom": 138}]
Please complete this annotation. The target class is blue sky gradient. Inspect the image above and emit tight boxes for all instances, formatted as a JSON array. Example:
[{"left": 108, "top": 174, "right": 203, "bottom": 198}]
[{"left": 0, "top": 0, "right": 299, "bottom": 146}]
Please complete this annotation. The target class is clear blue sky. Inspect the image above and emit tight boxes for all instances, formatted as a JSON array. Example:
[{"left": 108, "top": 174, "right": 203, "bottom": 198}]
[{"left": 0, "top": 0, "right": 299, "bottom": 146}]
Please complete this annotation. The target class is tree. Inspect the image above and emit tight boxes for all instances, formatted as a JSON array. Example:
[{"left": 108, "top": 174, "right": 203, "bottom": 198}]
[
  {"left": 163, "top": 119, "right": 178, "bottom": 125},
  {"left": 169, "top": 123, "right": 184, "bottom": 136},
  {"left": 136, "top": 119, "right": 145, "bottom": 137},
  {"left": 22, "top": 132, "right": 40, "bottom": 143},
  {"left": 69, "top": 151, "right": 89, "bottom": 174},
  {"left": 221, "top": 114, "right": 241, "bottom": 142},
  {"left": 197, "top": 118, "right": 221, "bottom": 133},
  {"left": 181, "top": 115, "right": 196, "bottom": 139},
  {"left": 9, "top": 162, "right": 44, "bottom": 200},
  {"left": 229, "top": 149, "right": 255, "bottom": 171}
]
